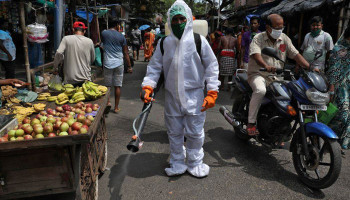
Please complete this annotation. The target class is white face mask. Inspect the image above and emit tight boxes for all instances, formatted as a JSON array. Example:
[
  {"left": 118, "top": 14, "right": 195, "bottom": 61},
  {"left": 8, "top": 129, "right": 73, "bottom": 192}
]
[{"left": 269, "top": 28, "right": 283, "bottom": 39}]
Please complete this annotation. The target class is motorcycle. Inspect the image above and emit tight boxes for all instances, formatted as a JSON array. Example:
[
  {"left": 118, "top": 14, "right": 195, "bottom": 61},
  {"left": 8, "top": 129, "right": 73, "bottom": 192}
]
[{"left": 220, "top": 47, "right": 341, "bottom": 189}]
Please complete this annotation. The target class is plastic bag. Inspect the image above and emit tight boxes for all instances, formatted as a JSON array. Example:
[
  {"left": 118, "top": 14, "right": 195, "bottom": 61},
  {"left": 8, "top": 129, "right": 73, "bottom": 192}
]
[
  {"left": 318, "top": 102, "right": 339, "bottom": 125},
  {"left": 27, "top": 23, "right": 49, "bottom": 43},
  {"left": 48, "top": 75, "right": 63, "bottom": 91},
  {"left": 140, "top": 44, "right": 144, "bottom": 50},
  {"left": 94, "top": 47, "right": 102, "bottom": 67}
]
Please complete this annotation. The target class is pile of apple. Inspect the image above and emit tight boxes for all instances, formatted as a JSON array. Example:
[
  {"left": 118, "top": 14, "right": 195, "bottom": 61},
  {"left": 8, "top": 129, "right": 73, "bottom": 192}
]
[{"left": 0, "top": 102, "right": 99, "bottom": 142}]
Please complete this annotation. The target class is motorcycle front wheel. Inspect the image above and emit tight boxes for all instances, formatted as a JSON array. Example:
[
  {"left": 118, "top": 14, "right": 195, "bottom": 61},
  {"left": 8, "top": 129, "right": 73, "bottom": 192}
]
[{"left": 292, "top": 134, "right": 342, "bottom": 189}]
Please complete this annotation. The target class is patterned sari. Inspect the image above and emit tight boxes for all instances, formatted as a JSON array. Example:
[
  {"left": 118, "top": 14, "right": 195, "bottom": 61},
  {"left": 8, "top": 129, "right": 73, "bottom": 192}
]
[{"left": 326, "top": 38, "right": 350, "bottom": 149}]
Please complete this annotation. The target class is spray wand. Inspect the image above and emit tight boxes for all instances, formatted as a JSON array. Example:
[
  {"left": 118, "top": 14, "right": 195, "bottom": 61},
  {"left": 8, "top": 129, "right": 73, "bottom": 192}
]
[{"left": 126, "top": 74, "right": 164, "bottom": 152}]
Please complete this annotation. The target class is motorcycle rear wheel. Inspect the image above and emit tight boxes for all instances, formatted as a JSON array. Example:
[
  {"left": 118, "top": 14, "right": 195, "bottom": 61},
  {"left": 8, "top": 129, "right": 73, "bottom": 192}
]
[{"left": 292, "top": 134, "right": 341, "bottom": 189}]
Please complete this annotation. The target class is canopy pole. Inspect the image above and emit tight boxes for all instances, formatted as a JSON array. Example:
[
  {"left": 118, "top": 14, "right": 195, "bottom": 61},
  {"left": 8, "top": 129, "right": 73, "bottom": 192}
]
[
  {"left": 86, "top": 0, "right": 90, "bottom": 37},
  {"left": 297, "top": 13, "right": 304, "bottom": 49},
  {"left": 20, "top": 1, "right": 31, "bottom": 90}
]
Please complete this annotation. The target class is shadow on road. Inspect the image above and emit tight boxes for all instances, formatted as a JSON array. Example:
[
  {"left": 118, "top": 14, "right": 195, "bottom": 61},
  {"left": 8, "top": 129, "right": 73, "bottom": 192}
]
[
  {"left": 108, "top": 152, "right": 169, "bottom": 200},
  {"left": 205, "top": 127, "right": 325, "bottom": 199}
]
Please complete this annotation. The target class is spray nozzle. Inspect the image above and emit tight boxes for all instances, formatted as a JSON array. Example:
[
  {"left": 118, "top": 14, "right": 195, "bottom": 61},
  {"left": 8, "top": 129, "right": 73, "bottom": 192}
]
[{"left": 127, "top": 135, "right": 143, "bottom": 153}]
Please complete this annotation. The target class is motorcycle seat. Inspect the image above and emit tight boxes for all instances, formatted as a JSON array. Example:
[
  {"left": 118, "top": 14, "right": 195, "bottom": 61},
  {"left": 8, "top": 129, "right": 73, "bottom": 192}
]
[{"left": 236, "top": 72, "right": 252, "bottom": 92}]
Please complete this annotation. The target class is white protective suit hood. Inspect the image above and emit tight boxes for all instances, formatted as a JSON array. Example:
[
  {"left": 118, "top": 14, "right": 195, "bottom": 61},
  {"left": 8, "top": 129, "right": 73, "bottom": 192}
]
[{"left": 166, "top": 0, "right": 196, "bottom": 111}]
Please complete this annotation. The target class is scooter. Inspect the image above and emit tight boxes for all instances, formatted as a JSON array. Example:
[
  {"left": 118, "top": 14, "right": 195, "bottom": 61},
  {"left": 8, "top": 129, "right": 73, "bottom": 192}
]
[{"left": 220, "top": 47, "right": 341, "bottom": 189}]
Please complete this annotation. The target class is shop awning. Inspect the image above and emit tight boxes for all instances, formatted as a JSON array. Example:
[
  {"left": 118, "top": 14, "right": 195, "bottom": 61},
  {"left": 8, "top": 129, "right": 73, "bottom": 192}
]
[{"left": 261, "top": 0, "right": 327, "bottom": 18}]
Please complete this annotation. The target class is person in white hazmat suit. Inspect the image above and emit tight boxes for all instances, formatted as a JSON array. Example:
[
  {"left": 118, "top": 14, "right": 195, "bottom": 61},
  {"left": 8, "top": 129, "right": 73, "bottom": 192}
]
[{"left": 141, "top": 0, "right": 220, "bottom": 178}]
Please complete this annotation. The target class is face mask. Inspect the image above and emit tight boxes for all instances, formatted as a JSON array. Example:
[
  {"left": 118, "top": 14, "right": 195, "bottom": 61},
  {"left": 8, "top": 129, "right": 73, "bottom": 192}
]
[
  {"left": 311, "top": 29, "right": 321, "bottom": 37},
  {"left": 171, "top": 22, "right": 186, "bottom": 39},
  {"left": 269, "top": 28, "right": 283, "bottom": 39}
]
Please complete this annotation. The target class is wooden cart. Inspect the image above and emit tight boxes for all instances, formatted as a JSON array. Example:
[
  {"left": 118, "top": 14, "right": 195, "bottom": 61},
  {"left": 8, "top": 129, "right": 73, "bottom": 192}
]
[{"left": 0, "top": 89, "right": 110, "bottom": 200}]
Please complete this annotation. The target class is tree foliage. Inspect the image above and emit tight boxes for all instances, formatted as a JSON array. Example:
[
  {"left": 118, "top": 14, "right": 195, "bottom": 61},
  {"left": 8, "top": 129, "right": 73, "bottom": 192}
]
[{"left": 204, "top": 0, "right": 235, "bottom": 11}]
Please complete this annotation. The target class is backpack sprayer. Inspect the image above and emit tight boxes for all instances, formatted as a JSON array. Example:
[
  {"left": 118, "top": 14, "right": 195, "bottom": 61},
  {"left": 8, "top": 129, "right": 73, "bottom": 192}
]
[{"left": 126, "top": 75, "right": 164, "bottom": 152}]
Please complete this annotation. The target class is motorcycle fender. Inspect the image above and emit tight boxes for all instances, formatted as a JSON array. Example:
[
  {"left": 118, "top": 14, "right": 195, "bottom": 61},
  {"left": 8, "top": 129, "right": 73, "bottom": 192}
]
[{"left": 305, "top": 122, "right": 338, "bottom": 139}]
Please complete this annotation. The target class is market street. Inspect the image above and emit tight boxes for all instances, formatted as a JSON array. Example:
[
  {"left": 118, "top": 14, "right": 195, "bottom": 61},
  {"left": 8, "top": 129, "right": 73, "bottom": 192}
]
[{"left": 96, "top": 59, "right": 350, "bottom": 200}]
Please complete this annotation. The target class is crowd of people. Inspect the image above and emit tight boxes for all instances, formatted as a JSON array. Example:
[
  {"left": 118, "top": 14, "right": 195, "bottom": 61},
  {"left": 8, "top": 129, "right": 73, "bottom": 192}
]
[{"left": 208, "top": 14, "right": 349, "bottom": 151}]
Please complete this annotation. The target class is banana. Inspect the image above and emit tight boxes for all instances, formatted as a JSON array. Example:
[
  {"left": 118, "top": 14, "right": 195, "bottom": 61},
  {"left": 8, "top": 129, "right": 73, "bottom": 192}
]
[
  {"left": 47, "top": 96, "right": 58, "bottom": 101},
  {"left": 55, "top": 99, "right": 69, "bottom": 105},
  {"left": 33, "top": 103, "right": 46, "bottom": 111},
  {"left": 39, "top": 93, "right": 51, "bottom": 97},
  {"left": 37, "top": 97, "right": 47, "bottom": 101},
  {"left": 57, "top": 93, "right": 69, "bottom": 101},
  {"left": 64, "top": 84, "right": 74, "bottom": 88}
]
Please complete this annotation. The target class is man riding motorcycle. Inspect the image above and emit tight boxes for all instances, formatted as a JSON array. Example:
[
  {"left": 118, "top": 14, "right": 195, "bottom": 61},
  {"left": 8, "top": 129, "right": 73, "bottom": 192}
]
[{"left": 247, "top": 14, "right": 316, "bottom": 136}]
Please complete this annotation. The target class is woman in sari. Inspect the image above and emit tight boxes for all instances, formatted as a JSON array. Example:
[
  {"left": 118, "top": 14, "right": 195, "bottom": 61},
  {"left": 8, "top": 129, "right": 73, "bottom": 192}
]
[
  {"left": 144, "top": 28, "right": 155, "bottom": 62},
  {"left": 326, "top": 26, "right": 350, "bottom": 150}
]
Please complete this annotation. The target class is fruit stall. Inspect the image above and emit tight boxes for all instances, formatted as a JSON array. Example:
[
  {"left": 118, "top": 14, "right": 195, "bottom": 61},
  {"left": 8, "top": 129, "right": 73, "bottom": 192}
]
[{"left": 0, "top": 81, "right": 110, "bottom": 200}]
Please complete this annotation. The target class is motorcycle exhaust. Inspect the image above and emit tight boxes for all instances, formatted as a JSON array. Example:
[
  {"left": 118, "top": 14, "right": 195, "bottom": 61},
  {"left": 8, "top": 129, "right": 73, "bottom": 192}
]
[{"left": 219, "top": 106, "right": 240, "bottom": 127}]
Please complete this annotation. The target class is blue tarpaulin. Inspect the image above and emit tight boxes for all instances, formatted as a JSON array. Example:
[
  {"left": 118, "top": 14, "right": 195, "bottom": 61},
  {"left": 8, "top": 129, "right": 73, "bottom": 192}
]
[{"left": 66, "top": 9, "right": 93, "bottom": 23}]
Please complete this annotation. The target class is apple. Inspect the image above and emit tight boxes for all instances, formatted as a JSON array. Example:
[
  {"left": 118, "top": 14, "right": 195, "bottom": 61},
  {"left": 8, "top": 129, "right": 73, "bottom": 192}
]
[
  {"left": 16, "top": 137, "right": 24, "bottom": 141},
  {"left": 10, "top": 137, "right": 16, "bottom": 141},
  {"left": 44, "top": 124, "right": 53, "bottom": 134},
  {"left": 24, "top": 135, "right": 33, "bottom": 140},
  {"left": 34, "top": 126, "right": 44, "bottom": 135},
  {"left": 23, "top": 125, "right": 33, "bottom": 134},
  {"left": 59, "top": 131, "right": 69, "bottom": 136},
  {"left": 22, "top": 118, "right": 31, "bottom": 124},
  {"left": 77, "top": 114, "right": 86, "bottom": 123},
  {"left": 72, "top": 122, "right": 83, "bottom": 131},
  {"left": 33, "top": 123, "right": 42, "bottom": 129},
  {"left": 69, "top": 112, "right": 75, "bottom": 116},
  {"left": 58, "top": 113, "right": 65, "bottom": 117},
  {"left": 61, "top": 117, "right": 69, "bottom": 123},
  {"left": 8, "top": 130, "right": 16, "bottom": 138},
  {"left": 15, "top": 129, "right": 25, "bottom": 137},
  {"left": 54, "top": 121, "right": 62, "bottom": 130},
  {"left": 0, "top": 137, "right": 8, "bottom": 142},
  {"left": 48, "top": 133, "right": 56, "bottom": 137},
  {"left": 56, "top": 106, "right": 63, "bottom": 112},
  {"left": 47, "top": 108, "right": 54, "bottom": 115},
  {"left": 72, "top": 108, "right": 76, "bottom": 112},
  {"left": 70, "top": 130, "right": 79, "bottom": 135},
  {"left": 62, "top": 105, "right": 71, "bottom": 111},
  {"left": 85, "top": 103, "right": 92, "bottom": 108},
  {"left": 40, "top": 111, "right": 47, "bottom": 115},
  {"left": 40, "top": 116, "right": 48, "bottom": 122},
  {"left": 31, "top": 118, "right": 41, "bottom": 126},
  {"left": 75, "top": 108, "right": 82, "bottom": 114},
  {"left": 35, "top": 134, "right": 45, "bottom": 139},
  {"left": 79, "top": 127, "right": 88, "bottom": 134},
  {"left": 3, "top": 133, "right": 8, "bottom": 139},
  {"left": 22, "top": 123, "right": 31, "bottom": 128},
  {"left": 87, "top": 115, "right": 94, "bottom": 122},
  {"left": 41, "top": 121, "right": 46, "bottom": 127},
  {"left": 47, "top": 116, "right": 56, "bottom": 124},
  {"left": 92, "top": 104, "right": 99, "bottom": 111},
  {"left": 36, "top": 114, "right": 43, "bottom": 119},
  {"left": 65, "top": 111, "right": 71, "bottom": 115},
  {"left": 83, "top": 119, "right": 92, "bottom": 127},
  {"left": 82, "top": 125, "right": 89, "bottom": 130},
  {"left": 67, "top": 118, "right": 75, "bottom": 126},
  {"left": 85, "top": 107, "right": 93, "bottom": 113},
  {"left": 60, "top": 122, "right": 69, "bottom": 132}
]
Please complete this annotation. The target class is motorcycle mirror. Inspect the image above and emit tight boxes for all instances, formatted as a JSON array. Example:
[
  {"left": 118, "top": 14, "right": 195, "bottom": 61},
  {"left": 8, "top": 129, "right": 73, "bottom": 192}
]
[
  {"left": 314, "top": 49, "right": 323, "bottom": 60},
  {"left": 261, "top": 47, "right": 284, "bottom": 63}
]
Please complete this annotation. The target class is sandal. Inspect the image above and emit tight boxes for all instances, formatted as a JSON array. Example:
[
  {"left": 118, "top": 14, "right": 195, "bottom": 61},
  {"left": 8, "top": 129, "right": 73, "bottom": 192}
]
[{"left": 247, "top": 124, "right": 259, "bottom": 136}]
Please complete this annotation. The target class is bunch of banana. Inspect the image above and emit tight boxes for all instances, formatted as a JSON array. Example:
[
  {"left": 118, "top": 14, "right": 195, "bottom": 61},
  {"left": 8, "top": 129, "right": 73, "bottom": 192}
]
[
  {"left": 97, "top": 85, "right": 108, "bottom": 95},
  {"left": 76, "top": 87, "right": 83, "bottom": 93},
  {"left": 64, "top": 87, "right": 76, "bottom": 97},
  {"left": 69, "top": 92, "right": 85, "bottom": 103},
  {"left": 47, "top": 96, "right": 58, "bottom": 102},
  {"left": 82, "top": 81, "right": 102, "bottom": 100},
  {"left": 64, "top": 84, "right": 74, "bottom": 89},
  {"left": 33, "top": 103, "right": 46, "bottom": 111},
  {"left": 55, "top": 93, "right": 69, "bottom": 105},
  {"left": 8, "top": 96, "right": 21, "bottom": 104},
  {"left": 37, "top": 92, "right": 51, "bottom": 101}
]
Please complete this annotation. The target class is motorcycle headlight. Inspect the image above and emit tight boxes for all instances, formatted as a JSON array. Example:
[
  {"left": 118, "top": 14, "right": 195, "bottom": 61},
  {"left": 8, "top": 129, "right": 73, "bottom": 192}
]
[{"left": 305, "top": 88, "right": 330, "bottom": 105}]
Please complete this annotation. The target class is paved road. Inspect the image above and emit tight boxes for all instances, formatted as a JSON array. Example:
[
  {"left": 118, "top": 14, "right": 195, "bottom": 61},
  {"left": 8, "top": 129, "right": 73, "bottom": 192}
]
[{"left": 98, "top": 60, "right": 350, "bottom": 200}]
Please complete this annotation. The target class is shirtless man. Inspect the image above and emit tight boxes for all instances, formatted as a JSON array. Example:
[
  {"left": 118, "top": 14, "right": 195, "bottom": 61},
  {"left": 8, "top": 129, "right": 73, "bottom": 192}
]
[{"left": 218, "top": 28, "right": 239, "bottom": 90}]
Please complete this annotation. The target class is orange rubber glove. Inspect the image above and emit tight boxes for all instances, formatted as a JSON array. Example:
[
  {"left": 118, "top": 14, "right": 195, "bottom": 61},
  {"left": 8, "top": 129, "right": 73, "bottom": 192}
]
[
  {"left": 141, "top": 86, "right": 154, "bottom": 103},
  {"left": 201, "top": 90, "right": 218, "bottom": 112}
]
